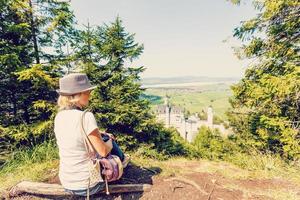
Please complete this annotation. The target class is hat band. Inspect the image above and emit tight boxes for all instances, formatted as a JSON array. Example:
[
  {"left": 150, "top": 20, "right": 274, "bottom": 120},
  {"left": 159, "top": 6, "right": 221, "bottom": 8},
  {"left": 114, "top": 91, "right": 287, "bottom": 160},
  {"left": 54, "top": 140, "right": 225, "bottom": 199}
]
[{"left": 57, "top": 85, "right": 96, "bottom": 95}]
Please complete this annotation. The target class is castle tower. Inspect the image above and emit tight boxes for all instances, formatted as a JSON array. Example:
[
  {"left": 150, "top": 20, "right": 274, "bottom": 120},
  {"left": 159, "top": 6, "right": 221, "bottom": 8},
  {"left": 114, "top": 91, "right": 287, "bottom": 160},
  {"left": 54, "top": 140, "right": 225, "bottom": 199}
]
[
  {"left": 164, "top": 95, "right": 171, "bottom": 127},
  {"left": 207, "top": 106, "right": 213, "bottom": 128}
]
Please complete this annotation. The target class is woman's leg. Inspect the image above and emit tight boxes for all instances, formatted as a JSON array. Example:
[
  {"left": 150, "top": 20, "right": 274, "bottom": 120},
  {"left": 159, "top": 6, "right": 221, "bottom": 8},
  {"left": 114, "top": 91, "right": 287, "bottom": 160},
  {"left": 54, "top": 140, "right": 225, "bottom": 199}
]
[{"left": 102, "top": 134, "right": 125, "bottom": 161}]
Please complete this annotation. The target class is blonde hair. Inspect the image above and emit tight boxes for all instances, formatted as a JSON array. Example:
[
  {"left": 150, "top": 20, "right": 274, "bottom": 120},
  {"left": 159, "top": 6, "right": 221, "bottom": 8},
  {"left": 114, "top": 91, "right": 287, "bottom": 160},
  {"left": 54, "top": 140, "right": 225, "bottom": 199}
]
[{"left": 57, "top": 93, "right": 82, "bottom": 110}]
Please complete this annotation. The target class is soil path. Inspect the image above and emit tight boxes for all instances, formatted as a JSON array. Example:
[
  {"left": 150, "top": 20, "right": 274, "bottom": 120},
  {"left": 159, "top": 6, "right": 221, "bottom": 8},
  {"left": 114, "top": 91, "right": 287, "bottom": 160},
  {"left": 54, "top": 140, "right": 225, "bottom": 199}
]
[{"left": 5, "top": 161, "right": 300, "bottom": 200}]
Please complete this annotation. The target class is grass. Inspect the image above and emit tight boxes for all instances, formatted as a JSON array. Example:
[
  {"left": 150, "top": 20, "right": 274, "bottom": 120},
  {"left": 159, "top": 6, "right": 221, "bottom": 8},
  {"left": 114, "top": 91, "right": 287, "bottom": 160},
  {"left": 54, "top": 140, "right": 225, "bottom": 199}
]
[
  {"left": 129, "top": 154, "right": 184, "bottom": 177},
  {"left": 225, "top": 151, "right": 300, "bottom": 184},
  {"left": 222, "top": 182, "right": 300, "bottom": 200},
  {"left": 0, "top": 140, "right": 59, "bottom": 193}
]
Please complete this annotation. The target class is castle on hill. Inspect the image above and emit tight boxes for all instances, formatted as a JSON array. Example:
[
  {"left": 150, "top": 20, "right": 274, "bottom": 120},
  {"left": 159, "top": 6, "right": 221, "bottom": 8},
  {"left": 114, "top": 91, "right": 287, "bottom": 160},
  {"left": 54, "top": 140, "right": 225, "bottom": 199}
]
[{"left": 155, "top": 96, "right": 231, "bottom": 142}]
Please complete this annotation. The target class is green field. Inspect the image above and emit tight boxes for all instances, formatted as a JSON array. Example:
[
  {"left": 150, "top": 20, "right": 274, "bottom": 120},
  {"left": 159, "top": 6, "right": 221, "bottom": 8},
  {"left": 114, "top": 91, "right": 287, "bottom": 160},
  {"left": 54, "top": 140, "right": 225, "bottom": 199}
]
[{"left": 143, "top": 82, "right": 233, "bottom": 120}]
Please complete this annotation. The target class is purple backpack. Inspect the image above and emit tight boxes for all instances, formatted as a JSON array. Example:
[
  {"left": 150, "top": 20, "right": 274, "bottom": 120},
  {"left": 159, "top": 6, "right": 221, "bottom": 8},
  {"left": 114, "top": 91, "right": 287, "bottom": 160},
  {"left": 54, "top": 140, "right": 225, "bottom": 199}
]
[{"left": 99, "top": 154, "right": 120, "bottom": 181}]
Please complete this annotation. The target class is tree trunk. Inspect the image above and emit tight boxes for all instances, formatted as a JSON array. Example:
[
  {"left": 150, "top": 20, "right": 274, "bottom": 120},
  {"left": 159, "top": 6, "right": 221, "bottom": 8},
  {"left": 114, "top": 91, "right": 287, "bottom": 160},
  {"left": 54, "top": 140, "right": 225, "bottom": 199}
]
[
  {"left": 23, "top": 106, "right": 30, "bottom": 124},
  {"left": 11, "top": 93, "right": 17, "bottom": 118},
  {"left": 87, "top": 21, "right": 92, "bottom": 61},
  {"left": 29, "top": 0, "right": 40, "bottom": 64}
]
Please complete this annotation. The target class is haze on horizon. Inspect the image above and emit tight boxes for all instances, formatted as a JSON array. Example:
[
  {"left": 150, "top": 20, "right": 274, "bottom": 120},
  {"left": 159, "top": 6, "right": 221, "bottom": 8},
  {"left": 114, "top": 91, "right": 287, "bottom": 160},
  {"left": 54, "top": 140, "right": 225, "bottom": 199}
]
[{"left": 70, "top": 0, "right": 257, "bottom": 79}]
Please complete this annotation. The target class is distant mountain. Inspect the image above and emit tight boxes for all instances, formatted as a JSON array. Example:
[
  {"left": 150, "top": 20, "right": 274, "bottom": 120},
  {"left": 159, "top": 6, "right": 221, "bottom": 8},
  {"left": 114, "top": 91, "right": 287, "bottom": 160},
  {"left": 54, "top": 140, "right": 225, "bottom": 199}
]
[{"left": 141, "top": 76, "right": 240, "bottom": 85}]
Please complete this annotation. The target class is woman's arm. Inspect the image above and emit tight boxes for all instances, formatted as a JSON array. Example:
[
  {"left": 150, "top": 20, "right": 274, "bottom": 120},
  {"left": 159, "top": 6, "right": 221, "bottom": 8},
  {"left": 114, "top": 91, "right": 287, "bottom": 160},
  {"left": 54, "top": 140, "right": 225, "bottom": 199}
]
[
  {"left": 99, "top": 129, "right": 116, "bottom": 140},
  {"left": 87, "top": 128, "right": 112, "bottom": 157}
]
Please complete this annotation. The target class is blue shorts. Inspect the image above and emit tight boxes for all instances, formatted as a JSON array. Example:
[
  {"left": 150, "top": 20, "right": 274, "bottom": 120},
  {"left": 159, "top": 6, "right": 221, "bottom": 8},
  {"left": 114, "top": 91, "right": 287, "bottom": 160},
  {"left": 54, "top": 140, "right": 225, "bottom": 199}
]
[{"left": 64, "top": 181, "right": 105, "bottom": 196}]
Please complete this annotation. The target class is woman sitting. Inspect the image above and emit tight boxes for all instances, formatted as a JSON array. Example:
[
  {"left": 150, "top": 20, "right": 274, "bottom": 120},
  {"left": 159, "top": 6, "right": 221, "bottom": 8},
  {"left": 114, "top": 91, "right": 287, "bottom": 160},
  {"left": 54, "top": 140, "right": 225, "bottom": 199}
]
[{"left": 54, "top": 73, "right": 129, "bottom": 196}]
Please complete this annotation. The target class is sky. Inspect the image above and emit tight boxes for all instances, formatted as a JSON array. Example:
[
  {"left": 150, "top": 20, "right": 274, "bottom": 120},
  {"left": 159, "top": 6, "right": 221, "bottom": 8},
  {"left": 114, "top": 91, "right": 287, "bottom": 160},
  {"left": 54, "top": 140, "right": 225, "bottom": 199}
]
[{"left": 69, "top": 0, "right": 258, "bottom": 78}]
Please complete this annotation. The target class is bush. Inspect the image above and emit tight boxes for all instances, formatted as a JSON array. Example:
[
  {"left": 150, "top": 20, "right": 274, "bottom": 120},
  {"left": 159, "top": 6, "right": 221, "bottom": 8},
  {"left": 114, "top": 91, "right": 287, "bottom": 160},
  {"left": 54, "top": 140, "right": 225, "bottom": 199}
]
[
  {"left": 192, "top": 126, "right": 239, "bottom": 160},
  {"left": 0, "top": 120, "right": 54, "bottom": 147}
]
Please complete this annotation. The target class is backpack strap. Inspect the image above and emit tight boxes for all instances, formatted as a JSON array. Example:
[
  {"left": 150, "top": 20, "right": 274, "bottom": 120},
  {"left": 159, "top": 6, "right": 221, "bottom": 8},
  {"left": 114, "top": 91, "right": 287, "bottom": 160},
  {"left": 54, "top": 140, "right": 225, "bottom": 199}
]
[
  {"left": 80, "top": 109, "right": 98, "bottom": 155},
  {"left": 80, "top": 109, "right": 110, "bottom": 195}
]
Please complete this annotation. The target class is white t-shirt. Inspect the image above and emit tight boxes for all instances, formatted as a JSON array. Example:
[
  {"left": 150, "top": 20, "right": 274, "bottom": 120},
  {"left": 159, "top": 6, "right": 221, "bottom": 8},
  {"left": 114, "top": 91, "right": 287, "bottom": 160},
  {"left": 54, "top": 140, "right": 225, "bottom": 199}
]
[{"left": 54, "top": 109, "right": 103, "bottom": 190}]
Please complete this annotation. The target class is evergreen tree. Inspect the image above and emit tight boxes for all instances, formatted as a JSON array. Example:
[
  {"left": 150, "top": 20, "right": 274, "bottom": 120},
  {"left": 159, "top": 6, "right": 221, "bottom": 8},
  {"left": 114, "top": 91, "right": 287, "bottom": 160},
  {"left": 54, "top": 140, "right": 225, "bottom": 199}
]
[
  {"left": 0, "top": 0, "right": 77, "bottom": 152},
  {"left": 76, "top": 18, "right": 152, "bottom": 143},
  {"left": 227, "top": 0, "right": 300, "bottom": 159},
  {"left": 0, "top": 0, "right": 33, "bottom": 125},
  {"left": 0, "top": 0, "right": 76, "bottom": 126},
  {"left": 74, "top": 18, "right": 189, "bottom": 153}
]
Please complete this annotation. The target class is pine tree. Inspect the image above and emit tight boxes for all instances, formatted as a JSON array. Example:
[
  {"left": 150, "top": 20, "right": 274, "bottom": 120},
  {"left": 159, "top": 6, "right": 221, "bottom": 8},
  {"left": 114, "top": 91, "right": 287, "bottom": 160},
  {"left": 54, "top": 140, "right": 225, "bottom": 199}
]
[
  {"left": 76, "top": 18, "right": 151, "bottom": 142},
  {"left": 0, "top": 0, "right": 77, "bottom": 152},
  {"left": 227, "top": 0, "right": 300, "bottom": 159},
  {"left": 0, "top": 0, "right": 34, "bottom": 125},
  {"left": 0, "top": 0, "right": 76, "bottom": 126},
  {"left": 74, "top": 18, "right": 189, "bottom": 153}
]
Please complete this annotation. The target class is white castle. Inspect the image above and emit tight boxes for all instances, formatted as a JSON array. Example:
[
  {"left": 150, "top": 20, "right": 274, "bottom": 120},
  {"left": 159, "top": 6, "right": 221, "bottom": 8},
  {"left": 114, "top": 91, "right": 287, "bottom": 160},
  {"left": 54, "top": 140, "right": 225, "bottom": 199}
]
[{"left": 155, "top": 96, "right": 231, "bottom": 142}]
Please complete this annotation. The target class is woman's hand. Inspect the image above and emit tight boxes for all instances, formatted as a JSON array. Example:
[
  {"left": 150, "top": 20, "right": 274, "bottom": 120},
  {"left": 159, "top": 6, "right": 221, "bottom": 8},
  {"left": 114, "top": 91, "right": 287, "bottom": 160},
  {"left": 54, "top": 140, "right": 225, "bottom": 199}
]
[
  {"left": 105, "top": 139, "right": 113, "bottom": 152},
  {"left": 102, "top": 132, "right": 115, "bottom": 140}
]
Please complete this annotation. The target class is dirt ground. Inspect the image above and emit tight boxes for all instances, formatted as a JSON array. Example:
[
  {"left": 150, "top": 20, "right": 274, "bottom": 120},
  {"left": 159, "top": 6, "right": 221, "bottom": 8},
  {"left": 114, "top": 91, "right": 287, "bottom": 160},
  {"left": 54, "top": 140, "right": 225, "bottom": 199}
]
[{"left": 4, "top": 160, "right": 300, "bottom": 200}]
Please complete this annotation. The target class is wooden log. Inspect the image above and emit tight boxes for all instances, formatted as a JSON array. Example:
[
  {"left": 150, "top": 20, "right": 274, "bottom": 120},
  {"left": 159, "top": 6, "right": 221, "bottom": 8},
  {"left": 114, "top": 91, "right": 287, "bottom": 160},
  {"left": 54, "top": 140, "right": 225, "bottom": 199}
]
[{"left": 9, "top": 181, "right": 152, "bottom": 197}]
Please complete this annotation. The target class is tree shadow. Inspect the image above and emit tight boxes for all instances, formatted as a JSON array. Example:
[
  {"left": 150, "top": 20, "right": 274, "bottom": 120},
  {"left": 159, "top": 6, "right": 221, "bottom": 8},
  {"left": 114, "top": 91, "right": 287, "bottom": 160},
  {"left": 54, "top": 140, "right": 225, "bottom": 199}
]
[{"left": 87, "top": 162, "right": 161, "bottom": 200}]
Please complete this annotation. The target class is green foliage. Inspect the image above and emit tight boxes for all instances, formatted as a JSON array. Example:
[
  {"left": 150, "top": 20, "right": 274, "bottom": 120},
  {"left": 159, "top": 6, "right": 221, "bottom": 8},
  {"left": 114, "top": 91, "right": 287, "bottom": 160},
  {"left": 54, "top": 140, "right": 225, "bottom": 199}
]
[
  {"left": 0, "top": 0, "right": 76, "bottom": 126},
  {"left": 111, "top": 133, "right": 139, "bottom": 152},
  {"left": 213, "top": 115, "right": 224, "bottom": 125},
  {"left": 192, "top": 126, "right": 239, "bottom": 160},
  {"left": 134, "top": 143, "right": 170, "bottom": 161},
  {"left": 0, "top": 120, "right": 54, "bottom": 154},
  {"left": 150, "top": 125, "right": 194, "bottom": 157},
  {"left": 226, "top": 150, "right": 288, "bottom": 172},
  {"left": 15, "top": 64, "right": 57, "bottom": 88},
  {"left": 228, "top": 0, "right": 300, "bottom": 160}
]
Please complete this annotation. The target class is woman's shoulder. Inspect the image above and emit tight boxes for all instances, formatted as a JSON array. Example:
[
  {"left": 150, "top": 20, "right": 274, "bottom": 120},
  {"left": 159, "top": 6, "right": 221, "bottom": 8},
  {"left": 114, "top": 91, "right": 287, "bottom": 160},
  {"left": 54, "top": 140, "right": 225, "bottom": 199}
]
[
  {"left": 82, "top": 111, "right": 97, "bottom": 122},
  {"left": 75, "top": 108, "right": 92, "bottom": 115},
  {"left": 84, "top": 110, "right": 95, "bottom": 117},
  {"left": 55, "top": 109, "right": 82, "bottom": 120}
]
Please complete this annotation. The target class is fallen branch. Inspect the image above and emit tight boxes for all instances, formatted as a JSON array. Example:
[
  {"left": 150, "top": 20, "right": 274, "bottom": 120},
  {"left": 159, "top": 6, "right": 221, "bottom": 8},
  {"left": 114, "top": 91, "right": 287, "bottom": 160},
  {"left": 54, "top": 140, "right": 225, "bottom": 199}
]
[
  {"left": 9, "top": 181, "right": 152, "bottom": 197},
  {"left": 172, "top": 186, "right": 184, "bottom": 192},
  {"left": 207, "top": 179, "right": 218, "bottom": 200},
  {"left": 164, "top": 176, "right": 208, "bottom": 195},
  {"left": 141, "top": 167, "right": 158, "bottom": 175}
]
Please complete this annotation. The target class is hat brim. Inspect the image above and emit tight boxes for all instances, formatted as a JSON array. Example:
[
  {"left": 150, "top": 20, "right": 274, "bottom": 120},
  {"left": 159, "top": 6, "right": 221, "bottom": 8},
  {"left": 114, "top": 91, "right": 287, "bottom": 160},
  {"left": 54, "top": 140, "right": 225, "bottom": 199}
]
[{"left": 56, "top": 85, "right": 97, "bottom": 95}]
